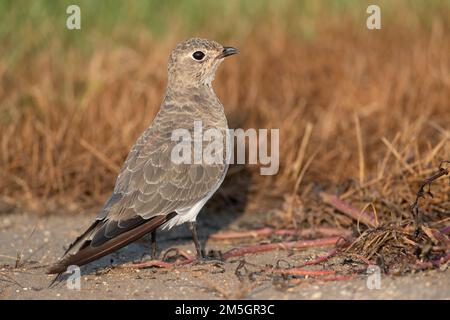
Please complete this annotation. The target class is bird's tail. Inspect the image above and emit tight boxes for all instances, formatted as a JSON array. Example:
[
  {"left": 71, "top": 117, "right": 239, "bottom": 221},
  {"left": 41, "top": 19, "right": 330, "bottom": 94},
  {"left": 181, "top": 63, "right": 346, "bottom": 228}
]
[{"left": 47, "top": 213, "right": 176, "bottom": 274}]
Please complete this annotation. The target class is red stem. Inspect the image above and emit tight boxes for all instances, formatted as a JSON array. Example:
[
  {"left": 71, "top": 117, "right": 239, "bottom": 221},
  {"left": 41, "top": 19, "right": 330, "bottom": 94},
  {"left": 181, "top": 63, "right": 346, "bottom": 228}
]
[
  {"left": 222, "top": 236, "right": 340, "bottom": 260},
  {"left": 296, "top": 248, "right": 339, "bottom": 268},
  {"left": 320, "top": 192, "right": 377, "bottom": 228},
  {"left": 210, "top": 227, "right": 352, "bottom": 241},
  {"left": 439, "top": 225, "right": 450, "bottom": 236}
]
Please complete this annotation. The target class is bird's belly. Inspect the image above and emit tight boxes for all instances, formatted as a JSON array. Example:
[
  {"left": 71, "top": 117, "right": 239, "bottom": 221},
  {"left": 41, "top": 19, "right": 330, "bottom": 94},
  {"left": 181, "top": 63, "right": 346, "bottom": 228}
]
[
  {"left": 160, "top": 197, "right": 208, "bottom": 230},
  {"left": 161, "top": 162, "right": 229, "bottom": 230}
]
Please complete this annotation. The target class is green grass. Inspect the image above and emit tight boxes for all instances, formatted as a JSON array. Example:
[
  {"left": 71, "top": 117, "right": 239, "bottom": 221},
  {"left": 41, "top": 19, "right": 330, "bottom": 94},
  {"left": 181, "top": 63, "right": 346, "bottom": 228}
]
[{"left": 0, "top": 0, "right": 448, "bottom": 67}]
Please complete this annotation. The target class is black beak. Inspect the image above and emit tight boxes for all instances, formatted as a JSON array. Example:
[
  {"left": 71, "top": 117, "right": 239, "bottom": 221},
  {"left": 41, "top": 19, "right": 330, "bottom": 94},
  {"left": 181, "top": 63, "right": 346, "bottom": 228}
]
[{"left": 217, "top": 46, "right": 239, "bottom": 59}]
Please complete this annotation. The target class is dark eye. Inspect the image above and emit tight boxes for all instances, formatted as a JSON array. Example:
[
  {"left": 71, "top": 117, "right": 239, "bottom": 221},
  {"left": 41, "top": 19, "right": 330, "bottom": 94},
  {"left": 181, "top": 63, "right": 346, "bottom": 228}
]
[{"left": 192, "top": 51, "right": 205, "bottom": 60}]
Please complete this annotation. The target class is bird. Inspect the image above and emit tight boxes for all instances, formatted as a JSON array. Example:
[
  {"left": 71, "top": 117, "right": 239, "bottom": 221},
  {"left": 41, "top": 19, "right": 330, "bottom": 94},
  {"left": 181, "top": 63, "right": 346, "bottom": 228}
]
[{"left": 48, "top": 38, "right": 238, "bottom": 275}]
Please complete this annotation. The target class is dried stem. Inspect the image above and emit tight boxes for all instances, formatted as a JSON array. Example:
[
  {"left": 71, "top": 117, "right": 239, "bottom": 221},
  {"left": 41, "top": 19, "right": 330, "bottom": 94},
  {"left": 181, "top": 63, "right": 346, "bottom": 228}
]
[
  {"left": 411, "top": 160, "right": 449, "bottom": 233},
  {"left": 320, "top": 192, "right": 377, "bottom": 228},
  {"left": 210, "top": 227, "right": 352, "bottom": 241},
  {"left": 222, "top": 237, "right": 340, "bottom": 260},
  {"left": 296, "top": 248, "right": 339, "bottom": 268},
  {"left": 264, "top": 268, "right": 335, "bottom": 277}
]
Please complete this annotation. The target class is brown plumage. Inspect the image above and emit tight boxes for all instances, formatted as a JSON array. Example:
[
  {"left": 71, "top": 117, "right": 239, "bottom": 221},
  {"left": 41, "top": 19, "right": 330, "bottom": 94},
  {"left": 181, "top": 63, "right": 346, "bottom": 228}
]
[{"left": 48, "top": 38, "right": 238, "bottom": 275}]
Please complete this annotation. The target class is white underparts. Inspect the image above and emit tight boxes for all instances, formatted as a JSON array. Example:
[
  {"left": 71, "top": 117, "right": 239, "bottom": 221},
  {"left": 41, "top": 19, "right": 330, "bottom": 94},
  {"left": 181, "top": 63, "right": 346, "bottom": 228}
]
[
  {"left": 161, "top": 196, "right": 209, "bottom": 230},
  {"left": 161, "top": 167, "right": 229, "bottom": 231}
]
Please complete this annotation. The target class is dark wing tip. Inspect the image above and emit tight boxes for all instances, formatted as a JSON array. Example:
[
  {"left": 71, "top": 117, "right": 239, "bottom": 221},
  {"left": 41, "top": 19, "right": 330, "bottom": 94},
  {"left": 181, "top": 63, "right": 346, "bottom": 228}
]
[
  {"left": 47, "top": 213, "right": 177, "bottom": 274},
  {"left": 47, "top": 261, "right": 67, "bottom": 274}
]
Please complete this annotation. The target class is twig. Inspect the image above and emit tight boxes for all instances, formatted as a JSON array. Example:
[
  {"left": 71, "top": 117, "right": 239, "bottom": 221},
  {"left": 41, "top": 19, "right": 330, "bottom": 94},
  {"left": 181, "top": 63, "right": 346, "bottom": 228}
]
[
  {"left": 80, "top": 139, "right": 120, "bottom": 173},
  {"left": 411, "top": 160, "right": 449, "bottom": 234},
  {"left": 320, "top": 192, "right": 377, "bottom": 228},
  {"left": 381, "top": 137, "right": 415, "bottom": 174},
  {"left": 288, "top": 274, "right": 356, "bottom": 285},
  {"left": 296, "top": 248, "right": 339, "bottom": 268},
  {"left": 354, "top": 113, "right": 365, "bottom": 185},
  {"left": 0, "top": 254, "right": 18, "bottom": 261},
  {"left": 439, "top": 225, "right": 450, "bottom": 235},
  {"left": 15, "top": 225, "right": 37, "bottom": 268},
  {"left": 210, "top": 227, "right": 352, "bottom": 241},
  {"left": 345, "top": 253, "right": 372, "bottom": 265},
  {"left": 264, "top": 267, "right": 335, "bottom": 276},
  {"left": 222, "top": 237, "right": 340, "bottom": 260},
  {"left": 0, "top": 272, "right": 24, "bottom": 289},
  {"left": 421, "top": 226, "right": 449, "bottom": 245}
]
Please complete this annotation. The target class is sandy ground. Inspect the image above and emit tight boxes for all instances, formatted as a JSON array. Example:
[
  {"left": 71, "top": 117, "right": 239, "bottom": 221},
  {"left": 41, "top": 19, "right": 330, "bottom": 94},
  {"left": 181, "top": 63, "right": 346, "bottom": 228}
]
[{"left": 0, "top": 212, "right": 449, "bottom": 300}]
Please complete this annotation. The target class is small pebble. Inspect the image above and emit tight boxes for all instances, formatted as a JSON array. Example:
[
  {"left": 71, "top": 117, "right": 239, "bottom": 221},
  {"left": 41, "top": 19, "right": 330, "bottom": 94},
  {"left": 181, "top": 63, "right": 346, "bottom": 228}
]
[{"left": 311, "top": 292, "right": 322, "bottom": 299}]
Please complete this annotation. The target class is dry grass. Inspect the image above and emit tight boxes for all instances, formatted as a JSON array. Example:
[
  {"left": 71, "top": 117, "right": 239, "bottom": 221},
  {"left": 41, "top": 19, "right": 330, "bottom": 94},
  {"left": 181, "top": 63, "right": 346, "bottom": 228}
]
[
  {"left": 1, "top": 18, "right": 449, "bottom": 210},
  {"left": 0, "top": 8, "right": 449, "bottom": 271}
]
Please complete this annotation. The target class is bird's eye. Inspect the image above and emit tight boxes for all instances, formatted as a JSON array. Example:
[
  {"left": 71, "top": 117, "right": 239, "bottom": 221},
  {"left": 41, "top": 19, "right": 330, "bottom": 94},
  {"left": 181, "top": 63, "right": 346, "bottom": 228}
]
[{"left": 192, "top": 51, "right": 205, "bottom": 61}]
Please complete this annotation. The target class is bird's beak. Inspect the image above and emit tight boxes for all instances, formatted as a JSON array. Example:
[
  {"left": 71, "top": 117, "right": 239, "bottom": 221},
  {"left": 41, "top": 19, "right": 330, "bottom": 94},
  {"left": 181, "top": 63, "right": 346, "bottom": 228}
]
[{"left": 216, "top": 46, "right": 239, "bottom": 59}]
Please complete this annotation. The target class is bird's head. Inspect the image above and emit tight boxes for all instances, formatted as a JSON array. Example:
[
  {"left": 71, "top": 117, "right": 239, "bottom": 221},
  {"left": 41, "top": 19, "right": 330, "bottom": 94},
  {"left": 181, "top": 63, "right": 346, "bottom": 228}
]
[{"left": 167, "top": 38, "right": 238, "bottom": 89}]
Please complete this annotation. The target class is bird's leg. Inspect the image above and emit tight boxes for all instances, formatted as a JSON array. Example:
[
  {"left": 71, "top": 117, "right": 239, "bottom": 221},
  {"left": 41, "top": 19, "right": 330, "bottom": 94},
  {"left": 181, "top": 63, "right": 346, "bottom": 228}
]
[
  {"left": 151, "top": 231, "right": 157, "bottom": 260},
  {"left": 188, "top": 221, "right": 204, "bottom": 259}
]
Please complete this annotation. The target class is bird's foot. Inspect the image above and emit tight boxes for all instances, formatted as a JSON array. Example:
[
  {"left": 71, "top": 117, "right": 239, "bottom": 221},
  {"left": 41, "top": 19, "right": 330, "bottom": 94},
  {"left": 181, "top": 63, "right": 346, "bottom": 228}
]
[
  {"left": 192, "top": 249, "right": 225, "bottom": 265},
  {"left": 150, "top": 252, "right": 158, "bottom": 261},
  {"left": 137, "top": 253, "right": 158, "bottom": 263}
]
